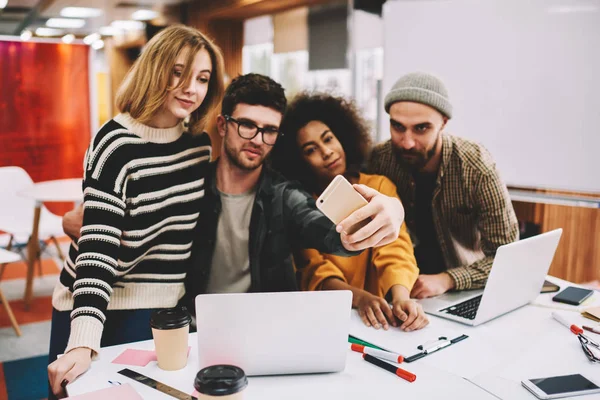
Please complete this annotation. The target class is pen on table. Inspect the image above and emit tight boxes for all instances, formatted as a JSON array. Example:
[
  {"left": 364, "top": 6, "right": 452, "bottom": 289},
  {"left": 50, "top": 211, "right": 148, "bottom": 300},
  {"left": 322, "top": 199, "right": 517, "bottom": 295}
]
[
  {"left": 348, "top": 335, "right": 386, "bottom": 351},
  {"left": 583, "top": 326, "right": 600, "bottom": 335},
  {"left": 552, "top": 311, "right": 583, "bottom": 334},
  {"left": 362, "top": 353, "right": 416, "bottom": 382},
  {"left": 351, "top": 343, "right": 404, "bottom": 363}
]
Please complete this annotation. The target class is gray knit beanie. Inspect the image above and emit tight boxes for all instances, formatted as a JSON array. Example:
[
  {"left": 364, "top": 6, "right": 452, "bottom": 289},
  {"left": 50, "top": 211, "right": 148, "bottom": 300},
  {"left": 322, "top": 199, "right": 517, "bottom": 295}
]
[{"left": 384, "top": 72, "right": 453, "bottom": 118}]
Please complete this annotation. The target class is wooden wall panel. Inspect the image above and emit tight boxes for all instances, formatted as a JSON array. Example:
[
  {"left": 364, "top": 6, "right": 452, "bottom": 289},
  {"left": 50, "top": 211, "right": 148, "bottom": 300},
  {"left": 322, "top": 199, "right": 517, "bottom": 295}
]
[
  {"left": 106, "top": 40, "right": 136, "bottom": 117},
  {"left": 512, "top": 191, "right": 600, "bottom": 285},
  {"left": 542, "top": 205, "right": 600, "bottom": 284},
  {"left": 187, "top": 15, "right": 244, "bottom": 159}
]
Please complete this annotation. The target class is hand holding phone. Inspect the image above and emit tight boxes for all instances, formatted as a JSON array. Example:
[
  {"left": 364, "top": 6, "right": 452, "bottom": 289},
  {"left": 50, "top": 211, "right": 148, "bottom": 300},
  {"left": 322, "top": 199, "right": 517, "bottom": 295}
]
[{"left": 316, "top": 175, "right": 368, "bottom": 235}]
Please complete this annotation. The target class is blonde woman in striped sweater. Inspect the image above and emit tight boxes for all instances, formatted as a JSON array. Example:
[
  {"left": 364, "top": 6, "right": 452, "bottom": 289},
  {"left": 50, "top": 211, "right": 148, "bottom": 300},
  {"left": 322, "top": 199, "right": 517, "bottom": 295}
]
[{"left": 47, "top": 25, "right": 224, "bottom": 397}]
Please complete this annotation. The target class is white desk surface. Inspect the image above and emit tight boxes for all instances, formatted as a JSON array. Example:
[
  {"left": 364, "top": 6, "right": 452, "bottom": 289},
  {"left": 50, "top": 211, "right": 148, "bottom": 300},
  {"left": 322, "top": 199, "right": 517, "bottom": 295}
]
[
  {"left": 17, "top": 178, "right": 82, "bottom": 203},
  {"left": 67, "top": 277, "right": 600, "bottom": 400}
]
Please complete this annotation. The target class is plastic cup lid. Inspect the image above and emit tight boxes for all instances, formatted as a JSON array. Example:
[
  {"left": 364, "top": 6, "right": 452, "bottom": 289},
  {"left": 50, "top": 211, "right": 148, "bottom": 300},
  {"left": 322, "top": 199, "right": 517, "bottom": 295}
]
[
  {"left": 194, "top": 365, "right": 248, "bottom": 396},
  {"left": 150, "top": 307, "right": 191, "bottom": 330}
]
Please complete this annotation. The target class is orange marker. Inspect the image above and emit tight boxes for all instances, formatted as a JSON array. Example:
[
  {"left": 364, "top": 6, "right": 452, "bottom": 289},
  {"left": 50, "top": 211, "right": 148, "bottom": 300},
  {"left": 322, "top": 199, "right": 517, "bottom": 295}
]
[{"left": 351, "top": 343, "right": 404, "bottom": 363}]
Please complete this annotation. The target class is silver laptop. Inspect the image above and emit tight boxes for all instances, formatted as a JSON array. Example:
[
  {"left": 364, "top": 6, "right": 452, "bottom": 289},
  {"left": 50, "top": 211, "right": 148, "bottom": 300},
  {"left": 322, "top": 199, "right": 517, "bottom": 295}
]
[
  {"left": 195, "top": 290, "right": 352, "bottom": 376},
  {"left": 419, "top": 229, "right": 562, "bottom": 326}
]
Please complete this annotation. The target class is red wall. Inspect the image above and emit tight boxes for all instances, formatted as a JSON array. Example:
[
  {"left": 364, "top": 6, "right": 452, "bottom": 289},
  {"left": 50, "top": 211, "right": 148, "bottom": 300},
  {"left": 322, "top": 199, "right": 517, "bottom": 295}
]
[{"left": 0, "top": 40, "right": 91, "bottom": 214}]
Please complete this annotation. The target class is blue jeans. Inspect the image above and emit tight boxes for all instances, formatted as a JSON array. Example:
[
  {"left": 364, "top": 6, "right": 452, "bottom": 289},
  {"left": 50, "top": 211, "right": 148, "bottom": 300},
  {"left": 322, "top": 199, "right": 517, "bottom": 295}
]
[{"left": 48, "top": 308, "right": 155, "bottom": 399}]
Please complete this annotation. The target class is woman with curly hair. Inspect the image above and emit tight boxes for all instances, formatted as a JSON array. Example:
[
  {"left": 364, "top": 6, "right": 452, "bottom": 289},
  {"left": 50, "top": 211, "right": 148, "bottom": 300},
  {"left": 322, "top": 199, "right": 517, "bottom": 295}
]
[{"left": 271, "top": 93, "right": 428, "bottom": 332}]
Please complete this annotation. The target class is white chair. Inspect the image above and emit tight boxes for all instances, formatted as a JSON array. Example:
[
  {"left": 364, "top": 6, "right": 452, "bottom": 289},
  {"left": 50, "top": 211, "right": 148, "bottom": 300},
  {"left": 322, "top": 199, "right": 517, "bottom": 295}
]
[
  {"left": 0, "top": 166, "right": 66, "bottom": 279},
  {"left": 0, "top": 248, "right": 23, "bottom": 336}
]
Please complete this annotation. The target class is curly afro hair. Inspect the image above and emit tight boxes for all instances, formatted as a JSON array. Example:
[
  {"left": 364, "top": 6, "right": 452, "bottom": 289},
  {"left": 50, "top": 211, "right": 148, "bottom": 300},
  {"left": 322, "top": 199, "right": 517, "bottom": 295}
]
[{"left": 271, "top": 92, "right": 372, "bottom": 193}]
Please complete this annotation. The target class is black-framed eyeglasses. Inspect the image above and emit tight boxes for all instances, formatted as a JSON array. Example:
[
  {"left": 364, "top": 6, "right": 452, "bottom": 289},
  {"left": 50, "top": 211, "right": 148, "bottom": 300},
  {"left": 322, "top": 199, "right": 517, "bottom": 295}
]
[
  {"left": 578, "top": 334, "right": 600, "bottom": 363},
  {"left": 224, "top": 115, "right": 283, "bottom": 146}
]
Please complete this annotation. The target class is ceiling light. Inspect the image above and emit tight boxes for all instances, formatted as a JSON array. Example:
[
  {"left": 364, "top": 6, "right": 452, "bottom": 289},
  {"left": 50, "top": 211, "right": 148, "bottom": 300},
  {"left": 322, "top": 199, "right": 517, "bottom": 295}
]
[
  {"left": 20, "top": 30, "right": 32, "bottom": 41},
  {"left": 83, "top": 33, "right": 100, "bottom": 45},
  {"left": 131, "top": 10, "right": 159, "bottom": 21},
  {"left": 92, "top": 40, "right": 104, "bottom": 50},
  {"left": 62, "top": 34, "right": 75, "bottom": 44},
  {"left": 111, "top": 20, "right": 145, "bottom": 30},
  {"left": 60, "top": 7, "right": 103, "bottom": 18},
  {"left": 35, "top": 27, "right": 64, "bottom": 37},
  {"left": 46, "top": 18, "right": 86, "bottom": 29},
  {"left": 99, "top": 26, "right": 117, "bottom": 36},
  {"left": 0, "top": 0, "right": 7, "bottom": 10}
]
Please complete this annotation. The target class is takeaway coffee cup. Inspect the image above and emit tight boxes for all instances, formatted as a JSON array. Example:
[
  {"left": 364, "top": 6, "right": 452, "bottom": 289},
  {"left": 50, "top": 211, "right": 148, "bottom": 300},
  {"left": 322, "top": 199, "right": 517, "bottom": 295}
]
[
  {"left": 194, "top": 365, "right": 248, "bottom": 399},
  {"left": 150, "top": 307, "right": 191, "bottom": 371}
]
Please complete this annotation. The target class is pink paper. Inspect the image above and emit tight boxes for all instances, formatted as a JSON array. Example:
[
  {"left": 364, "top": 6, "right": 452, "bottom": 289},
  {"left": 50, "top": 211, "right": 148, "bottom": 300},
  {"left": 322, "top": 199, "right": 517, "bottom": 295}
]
[
  {"left": 68, "top": 383, "right": 143, "bottom": 399},
  {"left": 192, "top": 389, "right": 200, "bottom": 398},
  {"left": 111, "top": 349, "right": 156, "bottom": 366},
  {"left": 112, "top": 347, "right": 192, "bottom": 367}
]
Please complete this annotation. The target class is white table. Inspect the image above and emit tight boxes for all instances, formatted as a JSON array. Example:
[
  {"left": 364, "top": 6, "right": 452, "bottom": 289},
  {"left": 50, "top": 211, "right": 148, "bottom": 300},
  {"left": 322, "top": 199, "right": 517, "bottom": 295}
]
[
  {"left": 67, "top": 335, "right": 496, "bottom": 400},
  {"left": 67, "top": 278, "right": 600, "bottom": 399},
  {"left": 17, "top": 178, "right": 82, "bottom": 308}
]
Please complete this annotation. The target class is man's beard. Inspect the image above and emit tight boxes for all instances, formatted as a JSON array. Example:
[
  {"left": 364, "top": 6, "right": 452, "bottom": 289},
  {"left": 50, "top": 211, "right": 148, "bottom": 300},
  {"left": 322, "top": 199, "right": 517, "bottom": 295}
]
[
  {"left": 393, "top": 132, "right": 439, "bottom": 170},
  {"left": 224, "top": 139, "right": 265, "bottom": 171}
]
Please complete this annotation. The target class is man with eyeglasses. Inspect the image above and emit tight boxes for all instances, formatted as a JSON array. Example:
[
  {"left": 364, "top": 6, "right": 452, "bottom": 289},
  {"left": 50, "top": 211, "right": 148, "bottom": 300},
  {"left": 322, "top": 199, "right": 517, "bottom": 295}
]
[
  {"left": 62, "top": 73, "right": 406, "bottom": 310},
  {"left": 184, "top": 73, "right": 406, "bottom": 302}
]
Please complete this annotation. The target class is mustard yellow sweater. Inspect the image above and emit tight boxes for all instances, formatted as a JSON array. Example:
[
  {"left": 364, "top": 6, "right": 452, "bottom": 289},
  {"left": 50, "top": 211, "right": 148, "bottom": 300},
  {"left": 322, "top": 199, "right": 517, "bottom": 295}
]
[{"left": 295, "top": 173, "right": 418, "bottom": 298}]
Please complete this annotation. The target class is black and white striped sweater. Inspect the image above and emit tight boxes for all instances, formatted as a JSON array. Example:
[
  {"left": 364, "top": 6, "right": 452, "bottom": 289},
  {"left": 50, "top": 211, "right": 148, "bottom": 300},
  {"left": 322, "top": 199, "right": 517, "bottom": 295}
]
[{"left": 52, "top": 113, "right": 211, "bottom": 354}]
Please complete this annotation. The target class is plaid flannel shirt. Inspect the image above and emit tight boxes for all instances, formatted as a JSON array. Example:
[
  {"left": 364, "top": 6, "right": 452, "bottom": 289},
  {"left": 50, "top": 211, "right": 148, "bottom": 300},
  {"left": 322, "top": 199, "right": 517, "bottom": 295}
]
[{"left": 368, "top": 134, "right": 519, "bottom": 290}]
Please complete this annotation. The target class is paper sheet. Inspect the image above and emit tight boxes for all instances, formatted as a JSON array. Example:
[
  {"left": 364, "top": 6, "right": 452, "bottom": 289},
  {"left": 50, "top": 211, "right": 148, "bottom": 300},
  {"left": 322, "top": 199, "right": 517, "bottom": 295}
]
[
  {"left": 348, "top": 310, "right": 533, "bottom": 379},
  {"left": 67, "top": 383, "right": 143, "bottom": 399},
  {"left": 349, "top": 310, "right": 465, "bottom": 355},
  {"left": 111, "top": 347, "right": 191, "bottom": 367},
  {"left": 111, "top": 349, "right": 156, "bottom": 367},
  {"left": 531, "top": 288, "right": 600, "bottom": 311}
]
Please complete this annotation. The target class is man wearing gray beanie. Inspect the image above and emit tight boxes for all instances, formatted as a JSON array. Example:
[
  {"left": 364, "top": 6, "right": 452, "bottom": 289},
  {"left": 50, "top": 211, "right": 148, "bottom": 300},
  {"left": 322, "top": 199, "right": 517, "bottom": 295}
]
[{"left": 368, "top": 72, "right": 518, "bottom": 300}]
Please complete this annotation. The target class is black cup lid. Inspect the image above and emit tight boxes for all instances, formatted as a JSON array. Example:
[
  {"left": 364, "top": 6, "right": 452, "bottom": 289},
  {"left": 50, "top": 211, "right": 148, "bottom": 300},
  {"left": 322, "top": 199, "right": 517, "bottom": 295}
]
[
  {"left": 150, "top": 307, "right": 191, "bottom": 330},
  {"left": 194, "top": 365, "right": 248, "bottom": 396}
]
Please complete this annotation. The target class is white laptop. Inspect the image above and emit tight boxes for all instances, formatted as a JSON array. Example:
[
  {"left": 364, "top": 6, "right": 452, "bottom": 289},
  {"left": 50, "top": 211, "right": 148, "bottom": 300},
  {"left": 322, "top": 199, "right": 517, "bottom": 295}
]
[
  {"left": 195, "top": 290, "right": 352, "bottom": 376},
  {"left": 418, "top": 229, "right": 562, "bottom": 326}
]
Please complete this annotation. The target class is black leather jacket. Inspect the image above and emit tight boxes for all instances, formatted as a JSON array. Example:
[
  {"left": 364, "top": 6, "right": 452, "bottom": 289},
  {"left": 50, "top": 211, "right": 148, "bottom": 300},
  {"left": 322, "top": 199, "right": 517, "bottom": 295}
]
[{"left": 183, "top": 161, "right": 358, "bottom": 310}]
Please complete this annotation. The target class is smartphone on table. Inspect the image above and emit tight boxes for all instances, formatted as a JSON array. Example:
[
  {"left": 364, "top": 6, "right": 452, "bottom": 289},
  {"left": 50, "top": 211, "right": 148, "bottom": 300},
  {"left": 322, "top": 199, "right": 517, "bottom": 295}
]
[
  {"left": 316, "top": 175, "right": 368, "bottom": 235},
  {"left": 522, "top": 374, "right": 600, "bottom": 399},
  {"left": 552, "top": 286, "right": 594, "bottom": 306}
]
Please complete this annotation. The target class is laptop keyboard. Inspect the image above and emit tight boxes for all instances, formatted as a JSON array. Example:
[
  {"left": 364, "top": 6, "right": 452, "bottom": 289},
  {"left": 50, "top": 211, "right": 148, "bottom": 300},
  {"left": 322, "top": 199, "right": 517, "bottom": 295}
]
[{"left": 440, "top": 295, "right": 483, "bottom": 320}]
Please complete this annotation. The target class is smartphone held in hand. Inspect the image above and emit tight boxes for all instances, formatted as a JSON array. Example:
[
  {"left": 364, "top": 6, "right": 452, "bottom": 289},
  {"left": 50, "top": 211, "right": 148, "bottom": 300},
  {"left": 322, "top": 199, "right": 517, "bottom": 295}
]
[{"left": 317, "top": 175, "right": 368, "bottom": 234}]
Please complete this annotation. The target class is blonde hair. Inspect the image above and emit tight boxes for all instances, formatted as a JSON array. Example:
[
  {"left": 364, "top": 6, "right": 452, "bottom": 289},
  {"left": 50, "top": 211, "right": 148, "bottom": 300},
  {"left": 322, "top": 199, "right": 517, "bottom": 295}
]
[{"left": 116, "top": 25, "right": 225, "bottom": 134}]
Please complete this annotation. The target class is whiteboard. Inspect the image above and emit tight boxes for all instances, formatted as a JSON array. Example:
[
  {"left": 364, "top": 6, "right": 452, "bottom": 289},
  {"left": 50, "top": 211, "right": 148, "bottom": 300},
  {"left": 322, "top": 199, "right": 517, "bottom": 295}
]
[{"left": 380, "top": 0, "right": 600, "bottom": 193}]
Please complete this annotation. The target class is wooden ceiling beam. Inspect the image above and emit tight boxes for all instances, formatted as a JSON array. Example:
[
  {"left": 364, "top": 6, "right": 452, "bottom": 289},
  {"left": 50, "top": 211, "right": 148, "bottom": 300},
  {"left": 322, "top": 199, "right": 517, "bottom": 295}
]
[{"left": 189, "top": 0, "right": 343, "bottom": 20}]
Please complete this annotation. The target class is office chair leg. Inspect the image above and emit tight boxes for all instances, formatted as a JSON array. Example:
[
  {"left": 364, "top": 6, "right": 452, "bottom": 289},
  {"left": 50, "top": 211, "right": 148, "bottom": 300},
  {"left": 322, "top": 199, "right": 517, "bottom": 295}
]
[
  {"left": 50, "top": 236, "right": 65, "bottom": 261},
  {"left": 0, "top": 287, "right": 21, "bottom": 337}
]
